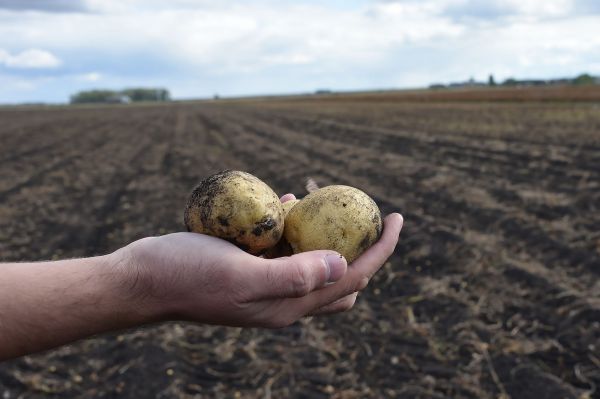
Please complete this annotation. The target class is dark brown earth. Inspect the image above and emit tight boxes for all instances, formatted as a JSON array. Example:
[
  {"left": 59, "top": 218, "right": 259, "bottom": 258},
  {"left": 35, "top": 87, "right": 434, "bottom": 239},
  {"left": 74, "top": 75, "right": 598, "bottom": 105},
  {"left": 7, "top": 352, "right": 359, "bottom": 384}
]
[{"left": 1, "top": 90, "right": 599, "bottom": 398}]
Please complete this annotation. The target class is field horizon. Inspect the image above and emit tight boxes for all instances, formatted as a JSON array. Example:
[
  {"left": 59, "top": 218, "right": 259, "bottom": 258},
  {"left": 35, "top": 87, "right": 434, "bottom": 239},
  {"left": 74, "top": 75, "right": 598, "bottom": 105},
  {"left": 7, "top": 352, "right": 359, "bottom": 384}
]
[{"left": 3, "top": 84, "right": 600, "bottom": 109}]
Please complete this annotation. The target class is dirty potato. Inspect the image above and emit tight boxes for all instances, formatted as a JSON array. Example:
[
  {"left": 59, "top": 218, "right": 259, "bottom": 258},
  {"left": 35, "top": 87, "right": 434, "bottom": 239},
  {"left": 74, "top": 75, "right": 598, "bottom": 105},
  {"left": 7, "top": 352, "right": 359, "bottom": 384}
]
[
  {"left": 281, "top": 198, "right": 300, "bottom": 216},
  {"left": 284, "top": 185, "right": 382, "bottom": 262},
  {"left": 264, "top": 199, "right": 300, "bottom": 258},
  {"left": 184, "top": 170, "right": 284, "bottom": 255}
]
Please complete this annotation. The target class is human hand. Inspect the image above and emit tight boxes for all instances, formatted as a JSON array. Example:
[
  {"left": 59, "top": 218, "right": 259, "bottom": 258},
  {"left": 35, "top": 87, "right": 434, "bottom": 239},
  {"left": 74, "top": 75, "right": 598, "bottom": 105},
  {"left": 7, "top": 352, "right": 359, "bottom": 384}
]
[
  {"left": 109, "top": 195, "right": 403, "bottom": 328},
  {"left": 0, "top": 193, "right": 401, "bottom": 360}
]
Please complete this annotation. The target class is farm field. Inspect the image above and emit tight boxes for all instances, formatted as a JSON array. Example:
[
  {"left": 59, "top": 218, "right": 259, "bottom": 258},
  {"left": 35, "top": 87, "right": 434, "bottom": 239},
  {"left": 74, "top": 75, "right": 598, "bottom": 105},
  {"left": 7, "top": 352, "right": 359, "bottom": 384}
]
[{"left": 1, "top": 90, "right": 599, "bottom": 398}]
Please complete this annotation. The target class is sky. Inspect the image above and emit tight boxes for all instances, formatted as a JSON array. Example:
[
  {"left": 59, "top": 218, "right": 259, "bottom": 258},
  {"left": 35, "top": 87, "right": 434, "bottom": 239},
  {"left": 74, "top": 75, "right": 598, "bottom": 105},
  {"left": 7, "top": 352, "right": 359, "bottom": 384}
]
[{"left": 0, "top": 0, "right": 599, "bottom": 103}]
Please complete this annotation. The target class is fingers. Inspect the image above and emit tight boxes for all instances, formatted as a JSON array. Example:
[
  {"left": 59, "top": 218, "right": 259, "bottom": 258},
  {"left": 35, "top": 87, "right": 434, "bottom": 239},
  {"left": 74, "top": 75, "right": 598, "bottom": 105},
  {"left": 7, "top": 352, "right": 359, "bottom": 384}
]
[
  {"left": 280, "top": 193, "right": 296, "bottom": 203},
  {"left": 292, "top": 213, "right": 403, "bottom": 312},
  {"left": 309, "top": 292, "right": 358, "bottom": 316},
  {"left": 245, "top": 251, "right": 347, "bottom": 300},
  {"left": 348, "top": 212, "right": 403, "bottom": 283}
]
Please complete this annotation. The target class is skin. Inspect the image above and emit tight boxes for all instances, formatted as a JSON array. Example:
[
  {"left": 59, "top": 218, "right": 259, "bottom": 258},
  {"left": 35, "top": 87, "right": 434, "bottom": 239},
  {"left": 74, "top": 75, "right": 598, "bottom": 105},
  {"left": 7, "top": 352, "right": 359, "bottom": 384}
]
[{"left": 0, "top": 193, "right": 403, "bottom": 361}]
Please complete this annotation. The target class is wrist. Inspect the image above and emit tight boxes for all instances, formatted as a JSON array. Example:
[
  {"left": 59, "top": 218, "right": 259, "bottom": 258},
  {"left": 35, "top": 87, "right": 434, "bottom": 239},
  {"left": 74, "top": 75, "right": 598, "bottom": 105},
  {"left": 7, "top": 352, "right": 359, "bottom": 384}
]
[{"left": 104, "top": 246, "right": 169, "bottom": 326}]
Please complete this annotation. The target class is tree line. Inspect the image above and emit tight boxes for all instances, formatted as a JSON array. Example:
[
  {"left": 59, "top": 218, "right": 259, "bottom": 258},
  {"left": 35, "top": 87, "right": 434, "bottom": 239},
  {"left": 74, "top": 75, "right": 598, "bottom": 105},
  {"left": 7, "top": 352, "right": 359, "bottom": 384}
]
[
  {"left": 70, "top": 88, "right": 170, "bottom": 104},
  {"left": 430, "top": 73, "right": 598, "bottom": 90}
]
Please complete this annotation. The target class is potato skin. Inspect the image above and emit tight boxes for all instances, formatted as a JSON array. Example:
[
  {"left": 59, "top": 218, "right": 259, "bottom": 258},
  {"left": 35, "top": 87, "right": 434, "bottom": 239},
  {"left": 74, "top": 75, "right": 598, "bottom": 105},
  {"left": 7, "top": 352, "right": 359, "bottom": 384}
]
[
  {"left": 284, "top": 185, "right": 382, "bottom": 262},
  {"left": 184, "top": 170, "right": 284, "bottom": 255},
  {"left": 264, "top": 199, "right": 299, "bottom": 258},
  {"left": 281, "top": 199, "right": 300, "bottom": 217}
]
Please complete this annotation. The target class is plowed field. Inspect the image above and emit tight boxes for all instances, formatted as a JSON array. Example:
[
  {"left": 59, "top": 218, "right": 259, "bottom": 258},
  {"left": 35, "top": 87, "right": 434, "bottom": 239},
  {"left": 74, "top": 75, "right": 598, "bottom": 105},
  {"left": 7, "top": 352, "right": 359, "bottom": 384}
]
[{"left": 1, "top": 93, "right": 599, "bottom": 398}]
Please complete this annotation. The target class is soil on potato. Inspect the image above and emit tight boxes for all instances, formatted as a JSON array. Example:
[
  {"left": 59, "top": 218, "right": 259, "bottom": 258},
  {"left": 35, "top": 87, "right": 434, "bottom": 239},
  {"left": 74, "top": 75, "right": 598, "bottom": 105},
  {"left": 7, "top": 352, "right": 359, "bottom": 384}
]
[{"left": 1, "top": 89, "right": 599, "bottom": 398}]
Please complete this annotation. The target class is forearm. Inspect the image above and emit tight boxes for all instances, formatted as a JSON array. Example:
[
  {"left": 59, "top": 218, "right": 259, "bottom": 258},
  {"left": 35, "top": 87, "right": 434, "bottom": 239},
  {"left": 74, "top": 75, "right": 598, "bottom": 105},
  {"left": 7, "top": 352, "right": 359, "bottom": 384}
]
[{"left": 0, "top": 254, "right": 159, "bottom": 360}]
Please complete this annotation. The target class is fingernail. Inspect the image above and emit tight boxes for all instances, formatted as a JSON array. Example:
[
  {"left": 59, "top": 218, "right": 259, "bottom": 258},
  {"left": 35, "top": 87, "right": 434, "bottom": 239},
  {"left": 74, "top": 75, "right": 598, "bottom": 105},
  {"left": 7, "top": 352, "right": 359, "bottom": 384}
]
[{"left": 325, "top": 254, "right": 347, "bottom": 283}]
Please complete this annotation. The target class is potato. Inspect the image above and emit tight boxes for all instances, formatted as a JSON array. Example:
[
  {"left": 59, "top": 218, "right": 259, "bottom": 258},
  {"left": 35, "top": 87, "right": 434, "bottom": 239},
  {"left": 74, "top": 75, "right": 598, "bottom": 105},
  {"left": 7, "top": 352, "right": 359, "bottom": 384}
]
[
  {"left": 264, "top": 199, "right": 299, "bottom": 258},
  {"left": 284, "top": 185, "right": 382, "bottom": 262},
  {"left": 282, "top": 199, "right": 300, "bottom": 216},
  {"left": 184, "top": 170, "right": 284, "bottom": 255}
]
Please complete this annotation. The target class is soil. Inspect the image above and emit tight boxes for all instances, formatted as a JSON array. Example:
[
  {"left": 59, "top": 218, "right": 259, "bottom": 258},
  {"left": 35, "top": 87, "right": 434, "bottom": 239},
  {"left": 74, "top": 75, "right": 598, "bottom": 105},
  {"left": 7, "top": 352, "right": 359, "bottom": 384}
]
[{"left": 1, "top": 90, "right": 599, "bottom": 398}]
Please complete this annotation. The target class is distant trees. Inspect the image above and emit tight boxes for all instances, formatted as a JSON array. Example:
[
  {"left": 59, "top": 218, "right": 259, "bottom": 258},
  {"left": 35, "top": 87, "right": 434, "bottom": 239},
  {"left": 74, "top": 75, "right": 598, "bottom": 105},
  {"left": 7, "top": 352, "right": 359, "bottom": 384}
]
[
  {"left": 429, "top": 74, "right": 598, "bottom": 90},
  {"left": 573, "top": 73, "right": 596, "bottom": 85},
  {"left": 70, "top": 90, "right": 123, "bottom": 104},
  {"left": 429, "top": 83, "right": 446, "bottom": 89},
  {"left": 121, "top": 88, "right": 170, "bottom": 102},
  {"left": 70, "top": 88, "right": 170, "bottom": 104}
]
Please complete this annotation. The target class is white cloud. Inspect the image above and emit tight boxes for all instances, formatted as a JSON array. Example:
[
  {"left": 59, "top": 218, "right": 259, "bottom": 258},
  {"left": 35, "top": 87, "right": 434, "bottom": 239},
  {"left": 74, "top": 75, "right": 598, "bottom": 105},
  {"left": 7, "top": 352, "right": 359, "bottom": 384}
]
[
  {"left": 0, "top": 2, "right": 463, "bottom": 73},
  {"left": 380, "top": 0, "right": 579, "bottom": 20},
  {"left": 78, "top": 72, "right": 102, "bottom": 81},
  {"left": 0, "top": 0, "right": 598, "bottom": 102},
  {"left": 0, "top": 0, "right": 88, "bottom": 13},
  {"left": 500, "top": 0, "right": 574, "bottom": 17},
  {"left": 0, "top": 48, "right": 62, "bottom": 68}
]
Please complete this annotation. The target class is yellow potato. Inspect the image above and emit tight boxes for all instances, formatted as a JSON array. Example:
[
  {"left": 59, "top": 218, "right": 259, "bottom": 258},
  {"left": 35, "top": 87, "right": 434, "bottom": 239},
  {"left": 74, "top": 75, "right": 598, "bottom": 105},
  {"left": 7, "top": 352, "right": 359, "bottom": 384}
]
[
  {"left": 184, "top": 170, "right": 284, "bottom": 255},
  {"left": 264, "top": 199, "right": 299, "bottom": 258},
  {"left": 284, "top": 185, "right": 382, "bottom": 262},
  {"left": 282, "top": 199, "right": 300, "bottom": 216}
]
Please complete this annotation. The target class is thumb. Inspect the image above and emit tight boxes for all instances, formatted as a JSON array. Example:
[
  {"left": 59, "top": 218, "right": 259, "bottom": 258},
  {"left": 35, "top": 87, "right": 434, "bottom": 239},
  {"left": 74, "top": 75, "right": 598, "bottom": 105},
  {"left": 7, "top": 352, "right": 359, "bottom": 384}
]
[{"left": 249, "top": 251, "right": 347, "bottom": 300}]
